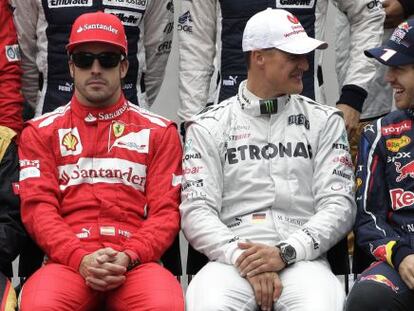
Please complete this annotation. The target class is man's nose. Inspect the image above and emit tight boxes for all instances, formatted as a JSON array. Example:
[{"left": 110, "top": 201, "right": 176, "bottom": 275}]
[
  {"left": 385, "top": 67, "right": 396, "bottom": 83},
  {"left": 90, "top": 58, "right": 103, "bottom": 73}
]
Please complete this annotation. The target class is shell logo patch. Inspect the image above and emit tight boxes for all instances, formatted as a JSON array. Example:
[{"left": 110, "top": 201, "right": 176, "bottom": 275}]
[
  {"left": 58, "top": 128, "right": 83, "bottom": 156},
  {"left": 62, "top": 132, "right": 79, "bottom": 151}
]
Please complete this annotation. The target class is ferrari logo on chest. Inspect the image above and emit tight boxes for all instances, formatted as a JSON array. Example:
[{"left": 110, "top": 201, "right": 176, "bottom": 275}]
[{"left": 113, "top": 122, "right": 125, "bottom": 138}]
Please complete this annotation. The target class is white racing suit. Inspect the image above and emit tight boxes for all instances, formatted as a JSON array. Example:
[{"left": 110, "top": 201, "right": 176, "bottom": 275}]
[{"left": 180, "top": 80, "right": 356, "bottom": 310}]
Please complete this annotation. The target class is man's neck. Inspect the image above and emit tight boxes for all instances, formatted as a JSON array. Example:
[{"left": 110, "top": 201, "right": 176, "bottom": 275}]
[{"left": 246, "top": 78, "right": 284, "bottom": 99}]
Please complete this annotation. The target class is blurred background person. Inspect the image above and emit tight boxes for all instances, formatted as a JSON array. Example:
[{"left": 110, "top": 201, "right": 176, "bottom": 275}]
[
  {"left": 178, "top": 0, "right": 384, "bottom": 138},
  {"left": 10, "top": 0, "right": 174, "bottom": 116}
]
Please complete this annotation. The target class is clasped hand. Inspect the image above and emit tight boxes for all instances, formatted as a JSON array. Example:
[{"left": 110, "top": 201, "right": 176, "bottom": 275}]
[
  {"left": 236, "top": 242, "right": 285, "bottom": 311},
  {"left": 79, "top": 247, "right": 130, "bottom": 291}
]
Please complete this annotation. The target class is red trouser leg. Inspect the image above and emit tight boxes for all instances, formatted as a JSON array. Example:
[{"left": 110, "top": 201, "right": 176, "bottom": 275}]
[
  {"left": 19, "top": 263, "right": 100, "bottom": 311},
  {"left": 106, "top": 262, "right": 184, "bottom": 311}
]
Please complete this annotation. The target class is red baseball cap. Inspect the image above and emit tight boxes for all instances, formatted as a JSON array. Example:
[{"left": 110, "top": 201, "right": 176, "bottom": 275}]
[{"left": 66, "top": 12, "right": 127, "bottom": 54}]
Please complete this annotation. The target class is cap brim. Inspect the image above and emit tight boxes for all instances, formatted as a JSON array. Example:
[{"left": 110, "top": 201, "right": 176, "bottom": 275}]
[
  {"left": 66, "top": 39, "right": 126, "bottom": 54},
  {"left": 277, "top": 37, "right": 328, "bottom": 54},
  {"left": 365, "top": 47, "right": 414, "bottom": 66}
]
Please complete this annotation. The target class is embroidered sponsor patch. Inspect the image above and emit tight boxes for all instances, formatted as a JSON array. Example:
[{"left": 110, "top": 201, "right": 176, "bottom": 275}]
[
  {"left": 386, "top": 136, "right": 411, "bottom": 152},
  {"left": 390, "top": 188, "right": 414, "bottom": 210},
  {"left": 252, "top": 213, "right": 266, "bottom": 224},
  {"left": 100, "top": 226, "right": 116, "bottom": 236},
  {"left": 108, "top": 127, "right": 150, "bottom": 153},
  {"left": 5, "top": 44, "right": 20, "bottom": 62},
  {"left": 104, "top": 8, "right": 142, "bottom": 27},
  {"left": 59, "top": 128, "right": 83, "bottom": 157},
  {"left": 360, "top": 274, "right": 399, "bottom": 292},
  {"left": 48, "top": 0, "right": 92, "bottom": 8},
  {"left": 276, "top": 0, "right": 315, "bottom": 9},
  {"left": 382, "top": 120, "right": 412, "bottom": 136},
  {"left": 103, "top": 0, "right": 147, "bottom": 10},
  {"left": 19, "top": 160, "right": 40, "bottom": 181},
  {"left": 58, "top": 157, "right": 147, "bottom": 191}
]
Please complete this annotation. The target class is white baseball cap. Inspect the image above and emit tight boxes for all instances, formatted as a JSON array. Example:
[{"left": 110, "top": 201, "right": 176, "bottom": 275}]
[{"left": 242, "top": 8, "right": 327, "bottom": 54}]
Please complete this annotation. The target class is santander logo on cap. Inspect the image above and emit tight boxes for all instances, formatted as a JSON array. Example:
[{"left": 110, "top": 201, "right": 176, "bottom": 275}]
[
  {"left": 287, "top": 14, "right": 300, "bottom": 24},
  {"left": 76, "top": 23, "right": 119, "bottom": 35}
]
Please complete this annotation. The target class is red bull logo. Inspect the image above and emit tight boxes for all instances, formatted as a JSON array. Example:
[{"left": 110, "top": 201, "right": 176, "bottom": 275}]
[
  {"left": 390, "top": 188, "right": 414, "bottom": 210},
  {"left": 371, "top": 245, "right": 387, "bottom": 262},
  {"left": 395, "top": 160, "right": 414, "bottom": 182},
  {"left": 360, "top": 274, "right": 399, "bottom": 292}
]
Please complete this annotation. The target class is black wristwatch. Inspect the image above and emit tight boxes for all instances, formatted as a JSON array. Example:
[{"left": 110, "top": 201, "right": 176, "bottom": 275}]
[
  {"left": 127, "top": 258, "right": 140, "bottom": 271},
  {"left": 276, "top": 242, "right": 296, "bottom": 267}
]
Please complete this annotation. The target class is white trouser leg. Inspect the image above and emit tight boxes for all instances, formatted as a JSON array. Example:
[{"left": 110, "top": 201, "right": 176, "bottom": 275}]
[
  {"left": 186, "top": 259, "right": 344, "bottom": 311},
  {"left": 275, "top": 259, "right": 345, "bottom": 311},
  {"left": 186, "top": 261, "right": 257, "bottom": 311}
]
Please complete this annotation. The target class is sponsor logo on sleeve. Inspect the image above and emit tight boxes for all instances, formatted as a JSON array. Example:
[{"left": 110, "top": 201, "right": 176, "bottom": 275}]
[
  {"left": 332, "top": 169, "right": 352, "bottom": 181},
  {"left": 156, "top": 40, "right": 172, "bottom": 55},
  {"left": 386, "top": 136, "right": 411, "bottom": 152},
  {"left": 183, "top": 190, "right": 206, "bottom": 200},
  {"left": 332, "top": 155, "right": 353, "bottom": 168},
  {"left": 5, "top": 44, "right": 20, "bottom": 62},
  {"left": 182, "top": 179, "right": 203, "bottom": 191},
  {"left": 19, "top": 159, "right": 40, "bottom": 181},
  {"left": 382, "top": 120, "right": 412, "bottom": 136},
  {"left": 332, "top": 143, "right": 349, "bottom": 151},
  {"left": 178, "top": 11, "right": 193, "bottom": 33},
  {"left": 59, "top": 128, "right": 83, "bottom": 157},
  {"left": 302, "top": 227, "right": 319, "bottom": 250},
  {"left": 183, "top": 166, "right": 203, "bottom": 175},
  {"left": 167, "top": 0, "right": 174, "bottom": 12}
]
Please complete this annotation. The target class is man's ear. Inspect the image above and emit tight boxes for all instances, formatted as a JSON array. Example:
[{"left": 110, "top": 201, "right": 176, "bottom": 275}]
[
  {"left": 251, "top": 50, "right": 265, "bottom": 68},
  {"left": 68, "top": 61, "right": 75, "bottom": 79},
  {"left": 120, "top": 59, "right": 129, "bottom": 79}
]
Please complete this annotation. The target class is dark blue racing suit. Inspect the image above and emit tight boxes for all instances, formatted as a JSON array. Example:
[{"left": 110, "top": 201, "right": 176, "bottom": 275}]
[{"left": 346, "top": 109, "right": 414, "bottom": 311}]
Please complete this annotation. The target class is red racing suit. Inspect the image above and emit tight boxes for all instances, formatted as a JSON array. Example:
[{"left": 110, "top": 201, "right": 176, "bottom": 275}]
[
  {"left": 18, "top": 94, "right": 182, "bottom": 271},
  {"left": 0, "top": 0, "right": 23, "bottom": 135}
]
